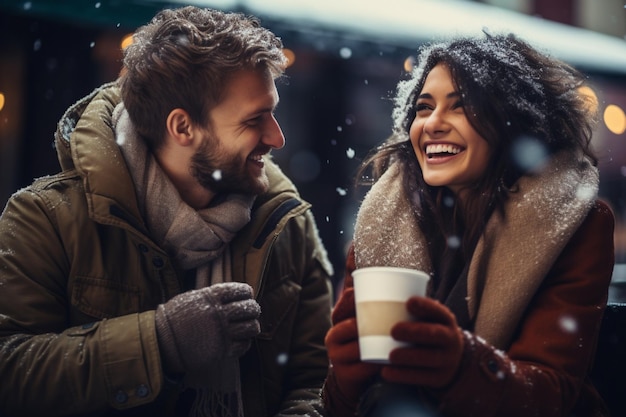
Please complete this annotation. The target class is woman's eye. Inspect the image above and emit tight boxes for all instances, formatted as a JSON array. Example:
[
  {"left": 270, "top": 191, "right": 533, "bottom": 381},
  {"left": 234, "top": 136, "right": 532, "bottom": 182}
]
[
  {"left": 415, "top": 103, "right": 432, "bottom": 113},
  {"left": 452, "top": 100, "right": 464, "bottom": 110}
]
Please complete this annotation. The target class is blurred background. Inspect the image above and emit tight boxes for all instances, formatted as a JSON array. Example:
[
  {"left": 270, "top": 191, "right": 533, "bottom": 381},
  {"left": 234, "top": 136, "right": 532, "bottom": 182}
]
[{"left": 1, "top": 0, "right": 625, "bottom": 297}]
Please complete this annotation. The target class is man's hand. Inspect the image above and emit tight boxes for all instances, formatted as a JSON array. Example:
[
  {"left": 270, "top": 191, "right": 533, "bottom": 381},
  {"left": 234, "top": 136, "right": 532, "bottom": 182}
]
[{"left": 155, "top": 282, "right": 261, "bottom": 375}]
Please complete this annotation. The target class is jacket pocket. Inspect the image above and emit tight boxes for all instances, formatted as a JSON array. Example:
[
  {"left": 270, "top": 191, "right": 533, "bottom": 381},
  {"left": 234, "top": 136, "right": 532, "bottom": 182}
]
[
  {"left": 71, "top": 275, "right": 141, "bottom": 319},
  {"left": 257, "top": 276, "right": 301, "bottom": 339}
]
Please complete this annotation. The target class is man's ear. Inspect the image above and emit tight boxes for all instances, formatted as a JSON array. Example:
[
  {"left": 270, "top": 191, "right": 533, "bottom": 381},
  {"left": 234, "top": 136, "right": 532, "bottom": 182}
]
[{"left": 166, "top": 108, "right": 194, "bottom": 147}]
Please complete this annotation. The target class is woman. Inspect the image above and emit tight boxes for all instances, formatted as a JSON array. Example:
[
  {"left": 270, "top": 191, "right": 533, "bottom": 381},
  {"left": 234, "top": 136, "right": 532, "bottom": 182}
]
[{"left": 322, "top": 33, "right": 615, "bottom": 417}]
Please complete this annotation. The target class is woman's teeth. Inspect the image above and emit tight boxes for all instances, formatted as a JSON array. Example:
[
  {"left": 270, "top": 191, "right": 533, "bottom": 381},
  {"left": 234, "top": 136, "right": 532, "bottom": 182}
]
[{"left": 426, "top": 144, "right": 462, "bottom": 157}]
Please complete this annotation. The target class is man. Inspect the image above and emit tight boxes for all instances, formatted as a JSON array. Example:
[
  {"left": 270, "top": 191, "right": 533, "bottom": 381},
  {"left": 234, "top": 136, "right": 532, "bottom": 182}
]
[{"left": 0, "top": 6, "right": 333, "bottom": 417}]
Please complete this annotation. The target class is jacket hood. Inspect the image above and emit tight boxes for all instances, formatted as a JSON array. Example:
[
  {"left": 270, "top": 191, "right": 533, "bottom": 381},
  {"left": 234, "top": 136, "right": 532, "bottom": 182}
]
[
  {"left": 55, "top": 81, "right": 120, "bottom": 172},
  {"left": 53, "top": 82, "right": 145, "bottom": 231}
]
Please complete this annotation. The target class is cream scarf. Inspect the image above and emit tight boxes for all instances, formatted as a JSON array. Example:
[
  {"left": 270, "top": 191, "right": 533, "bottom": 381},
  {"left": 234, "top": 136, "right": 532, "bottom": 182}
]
[
  {"left": 114, "top": 104, "right": 254, "bottom": 416},
  {"left": 354, "top": 150, "right": 598, "bottom": 349}
]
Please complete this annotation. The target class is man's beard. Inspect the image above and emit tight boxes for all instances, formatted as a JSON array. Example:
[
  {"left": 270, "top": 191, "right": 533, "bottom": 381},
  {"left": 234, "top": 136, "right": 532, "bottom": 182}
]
[{"left": 190, "top": 138, "right": 270, "bottom": 196}]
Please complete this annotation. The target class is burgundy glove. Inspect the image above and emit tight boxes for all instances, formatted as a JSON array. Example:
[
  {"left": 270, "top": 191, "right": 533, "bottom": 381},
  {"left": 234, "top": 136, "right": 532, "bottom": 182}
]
[
  {"left": 324, "top": 287, "right": 382, "bottom": 404},
  {"left": 382, "top": 296, "right": 464, "bottom": 388}
]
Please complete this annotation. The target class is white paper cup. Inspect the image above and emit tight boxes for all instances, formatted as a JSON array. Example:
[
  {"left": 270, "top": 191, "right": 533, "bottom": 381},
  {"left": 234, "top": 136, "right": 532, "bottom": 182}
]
[{"left": 352, "top": 266, "right": 430, "bottom": 364}]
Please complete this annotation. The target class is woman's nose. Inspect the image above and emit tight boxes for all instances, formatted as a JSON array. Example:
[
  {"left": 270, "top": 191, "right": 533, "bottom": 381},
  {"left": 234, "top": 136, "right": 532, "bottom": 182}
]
[{"left": 423, "top": 109, "right": 448, "bottom": 137}]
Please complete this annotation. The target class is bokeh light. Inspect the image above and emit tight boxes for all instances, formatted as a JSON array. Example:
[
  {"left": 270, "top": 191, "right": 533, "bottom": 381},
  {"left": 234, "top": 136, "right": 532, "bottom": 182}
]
[
  {"left": 604, "top": 104, "right": 626, "bottom": 135},
  {"left": 121, "top": 34, "right": 133, "bottom": 50},
  {"left": 289, "top": 150, "right": 321, "bottom": 182},
  {"left": 282, "top": 48, "right": 295, "bottom": 68},
  {"left": 403, "top": 56, "right": 416, "bottom": 73},
  {"left": 0, "top": 93, "right": 5, "bottom": 112},
  {"left": 578, "top": 85, "right": 599, "bottom": 115}
]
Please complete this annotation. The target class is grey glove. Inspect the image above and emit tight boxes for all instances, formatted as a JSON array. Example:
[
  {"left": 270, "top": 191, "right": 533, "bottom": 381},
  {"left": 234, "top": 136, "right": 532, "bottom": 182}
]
[{"left": 155, "top": 282, "right": 261, "bottom": 375}]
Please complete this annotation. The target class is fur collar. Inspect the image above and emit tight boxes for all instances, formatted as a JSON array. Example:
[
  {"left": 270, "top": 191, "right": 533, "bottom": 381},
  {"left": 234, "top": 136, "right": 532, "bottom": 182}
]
[{"left": 353, "top": 150, "right": 598, "bottom": 348}]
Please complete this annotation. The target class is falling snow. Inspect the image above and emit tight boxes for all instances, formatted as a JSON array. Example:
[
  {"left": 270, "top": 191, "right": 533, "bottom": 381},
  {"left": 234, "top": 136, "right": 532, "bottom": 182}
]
[
  {"left": 511, "top": 136, "right": 548, "bottom": 173},
  {"left": 276, "top": 352, "right": 288, "bottom": 365},
  {"left": 339, "top": 47, "right": 352, "bottom": 59},
  {"left": 447, "top": 235, "right": 461, "bottom": 249},
  {"left": 559, "top": 315, "right": 578, "bottom": 333}
]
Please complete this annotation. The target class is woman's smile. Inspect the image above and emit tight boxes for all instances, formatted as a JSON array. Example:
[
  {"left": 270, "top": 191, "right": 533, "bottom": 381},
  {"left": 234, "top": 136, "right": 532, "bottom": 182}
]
[{"left": 425, "top": 143, "right": 464, "bottom": 162}]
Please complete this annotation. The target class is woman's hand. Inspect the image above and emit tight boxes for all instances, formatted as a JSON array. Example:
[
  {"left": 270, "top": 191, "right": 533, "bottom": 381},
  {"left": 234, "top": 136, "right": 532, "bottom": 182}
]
[
  {"left": 382, "top": 296, "right": 464, "bottom": 388},
  {"left": 325, "top": 287, "right": 382, "bottom": 403}
]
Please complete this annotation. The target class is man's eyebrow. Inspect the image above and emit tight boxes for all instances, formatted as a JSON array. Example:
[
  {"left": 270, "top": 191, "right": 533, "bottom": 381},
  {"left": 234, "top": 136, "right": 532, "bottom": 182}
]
[
  {"left": 241, "top": 106, "right": 278, "bottom": 123},
  {"left": 259, "top": 99, "right": 280, "bottom": 114}
]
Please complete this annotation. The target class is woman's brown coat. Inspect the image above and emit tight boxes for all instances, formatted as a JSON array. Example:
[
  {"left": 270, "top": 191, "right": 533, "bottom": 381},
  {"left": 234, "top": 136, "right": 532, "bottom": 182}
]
[{"left": 324, "top": 199, "right": 614, "bottom": 416}]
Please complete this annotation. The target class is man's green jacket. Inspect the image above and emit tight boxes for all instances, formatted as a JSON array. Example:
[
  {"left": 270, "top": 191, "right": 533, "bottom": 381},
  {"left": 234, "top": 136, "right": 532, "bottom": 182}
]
[{"left": 0, "top": 84, "right": 334, "bottom": 416}]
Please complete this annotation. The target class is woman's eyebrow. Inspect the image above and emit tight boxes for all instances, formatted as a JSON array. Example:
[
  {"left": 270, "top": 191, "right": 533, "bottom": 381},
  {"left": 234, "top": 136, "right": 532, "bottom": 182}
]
[{"left": 417, "top": 91, "right": 461, "bottom": 100}]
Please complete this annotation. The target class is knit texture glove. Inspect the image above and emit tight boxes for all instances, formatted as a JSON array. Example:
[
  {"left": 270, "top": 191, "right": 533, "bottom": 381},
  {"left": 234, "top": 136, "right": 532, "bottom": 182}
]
[
  {"left": 155, "top": 282, "right": 261, "bottom": 375},
  {"left": 382, "top": 296, "right": 464, "bottom": 388},
  {"left": 324, "top": 287, "right": 382, "bottom": 407}
]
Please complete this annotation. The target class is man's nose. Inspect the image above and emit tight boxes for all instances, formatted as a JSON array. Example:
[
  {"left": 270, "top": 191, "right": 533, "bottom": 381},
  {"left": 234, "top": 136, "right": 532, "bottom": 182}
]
[{"left": 263, "top": 114, "right": 285, "bottom": 149}]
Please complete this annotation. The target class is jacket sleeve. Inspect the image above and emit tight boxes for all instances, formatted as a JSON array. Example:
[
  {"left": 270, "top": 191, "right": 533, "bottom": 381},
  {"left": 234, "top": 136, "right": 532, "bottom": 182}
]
[
  {"left": 0, "top": 186, "right": 163, "bottom": 415},
  {"left": 433, "top": 200, "right": 615, "bottom": 417}
]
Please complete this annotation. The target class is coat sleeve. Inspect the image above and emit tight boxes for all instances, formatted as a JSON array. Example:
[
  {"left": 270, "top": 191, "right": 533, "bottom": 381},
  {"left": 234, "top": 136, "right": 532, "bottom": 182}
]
[
  {"left": 0, "top": 185, "right": 163, "bottom": 416},
  {"left": 433, "top": 200, "right": 615, "bottom": 417}
]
